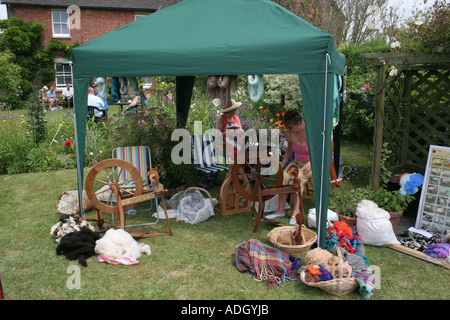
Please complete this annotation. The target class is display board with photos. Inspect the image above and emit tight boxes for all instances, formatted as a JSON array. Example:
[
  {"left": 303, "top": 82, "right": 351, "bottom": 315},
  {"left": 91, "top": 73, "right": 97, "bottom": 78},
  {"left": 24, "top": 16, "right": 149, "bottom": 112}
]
[{"left": 416, "top": 145, "right": 450, "bottom": 237}]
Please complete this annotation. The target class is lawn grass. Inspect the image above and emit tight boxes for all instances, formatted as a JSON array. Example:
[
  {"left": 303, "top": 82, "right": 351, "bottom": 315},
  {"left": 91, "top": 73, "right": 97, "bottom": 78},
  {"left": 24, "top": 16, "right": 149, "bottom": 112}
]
[{"left": 1, "top": 134, "right": 449, "bottom": 301}]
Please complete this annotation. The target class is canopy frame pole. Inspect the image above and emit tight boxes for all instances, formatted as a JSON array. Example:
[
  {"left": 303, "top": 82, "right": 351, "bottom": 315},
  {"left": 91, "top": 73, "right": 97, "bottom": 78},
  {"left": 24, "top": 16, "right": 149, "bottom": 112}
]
[
  {"left": 317, "top": 53, "right": 331, "bottom": 248},
  {"left": 70, "top": 61, "right": 86, "bottom": 219}
]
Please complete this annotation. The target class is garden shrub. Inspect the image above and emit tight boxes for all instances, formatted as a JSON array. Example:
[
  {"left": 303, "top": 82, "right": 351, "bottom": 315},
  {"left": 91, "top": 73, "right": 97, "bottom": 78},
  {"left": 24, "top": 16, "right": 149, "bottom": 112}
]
[
  {"left": 0, "top": 18, "right": 55, "bottom": 107},
  {"left": 0, "top": 112, "right": 33, "bottom": 174},
  {"left": 263, "top": 74, "right": 302, "bottom": 115},
  {"left": 26, "top": 144, "right": 65, "bottom": 172},
  {"left": 113, "top": 107, "right": 197, "bottom": 190}
]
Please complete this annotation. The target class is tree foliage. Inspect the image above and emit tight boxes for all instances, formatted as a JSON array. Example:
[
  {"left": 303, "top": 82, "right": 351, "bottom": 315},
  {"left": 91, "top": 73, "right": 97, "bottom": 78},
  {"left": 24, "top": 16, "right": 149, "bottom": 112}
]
[
  {"left": 0, "top": 18, "right": 55, "bottom": 108},
  {"left": 386, "top": 0, "right": 450, "bottom": 54}
]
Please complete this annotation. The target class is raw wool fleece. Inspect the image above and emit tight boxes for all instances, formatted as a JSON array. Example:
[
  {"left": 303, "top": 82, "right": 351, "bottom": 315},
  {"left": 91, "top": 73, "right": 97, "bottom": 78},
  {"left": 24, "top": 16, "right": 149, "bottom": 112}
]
[
  {"left": 95, "top": 229, "right": 151, "bottom": 260},
  {"left": 356, "top": 200, "right": 400, "bottom": 246},
  {"left": 56, "top": 190, "right": 93, "bottom": 215},
  {"left": 50, "top": 214, "right": 95, "bottom": 239},
  {"left": 206, "top": 75, "right": 238, "bottom": 108},
  {"left": 56, "top": 227, "right": 101, "bottom": 266}
]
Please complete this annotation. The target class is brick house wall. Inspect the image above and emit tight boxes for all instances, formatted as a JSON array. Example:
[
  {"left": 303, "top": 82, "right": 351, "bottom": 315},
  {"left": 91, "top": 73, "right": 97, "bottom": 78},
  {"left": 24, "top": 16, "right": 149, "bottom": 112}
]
[
  {"left": 3, "top": 1, "right": 181, "bottom": 90},
  {"left": 7, "top": 6, "right": 142, "bottom": 46}
]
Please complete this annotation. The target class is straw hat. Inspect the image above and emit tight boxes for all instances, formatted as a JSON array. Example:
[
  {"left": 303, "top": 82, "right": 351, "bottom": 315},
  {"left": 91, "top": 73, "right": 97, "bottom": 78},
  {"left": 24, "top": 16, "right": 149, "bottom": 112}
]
[
  {"left": 220, "top": 99, "right": 242, "bottom": 113},
  {"left": 42, "top": 86, "right": 48, "bottom": 90}
]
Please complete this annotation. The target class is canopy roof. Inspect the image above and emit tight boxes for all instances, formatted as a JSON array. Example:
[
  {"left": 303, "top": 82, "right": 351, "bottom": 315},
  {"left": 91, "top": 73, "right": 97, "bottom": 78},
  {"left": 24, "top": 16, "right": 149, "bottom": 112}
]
[
  {"left": 71, "top": 0, "right": 345, "bottom": 247},
  {"left": 72, "top": 0, "right": 345, "bottom": 77}
]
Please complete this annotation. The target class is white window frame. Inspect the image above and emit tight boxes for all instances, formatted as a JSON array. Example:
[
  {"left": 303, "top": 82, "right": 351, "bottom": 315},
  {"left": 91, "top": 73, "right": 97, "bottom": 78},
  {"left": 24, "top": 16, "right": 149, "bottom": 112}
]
[
  {"left": 51, "top": 10, "right": 71, "bottom": 38},
  {"left": 55, "top": 62, "right": 72, "bottom": 89},
  {"left": 135, "top": 14, "right": 146, "bottom": 21}
]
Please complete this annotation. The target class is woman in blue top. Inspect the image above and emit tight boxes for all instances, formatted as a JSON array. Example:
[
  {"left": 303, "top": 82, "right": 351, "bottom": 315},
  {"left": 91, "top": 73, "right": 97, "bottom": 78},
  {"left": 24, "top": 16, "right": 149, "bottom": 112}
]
[{"left": 47, "top": 86, "right": 60, "bottom": 110}]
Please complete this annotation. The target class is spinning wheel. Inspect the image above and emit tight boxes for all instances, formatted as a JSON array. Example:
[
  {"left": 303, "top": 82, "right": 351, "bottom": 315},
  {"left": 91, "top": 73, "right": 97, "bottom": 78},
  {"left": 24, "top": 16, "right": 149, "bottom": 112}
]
[
  {"left": 85, "top": 159, "right": 172, "bottom": 237},
  {"left": 85, "top": 159, "right": 143, "bottom": 216},
  {"left": 230, "top": 151, "right": 283, "bottom": 202},
  {"left": 230, "top": 151, "right": 287, "bottom": 232}
]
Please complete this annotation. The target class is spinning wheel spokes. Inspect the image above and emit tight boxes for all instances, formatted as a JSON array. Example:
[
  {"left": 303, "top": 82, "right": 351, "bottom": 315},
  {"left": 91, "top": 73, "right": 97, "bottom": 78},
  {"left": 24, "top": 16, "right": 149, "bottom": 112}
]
[
  {"left": 85, "top": 159, "right": 144, "bottom": 215},
  {"left": 230, "top": 151, "right": 283, "bottom": 202}
]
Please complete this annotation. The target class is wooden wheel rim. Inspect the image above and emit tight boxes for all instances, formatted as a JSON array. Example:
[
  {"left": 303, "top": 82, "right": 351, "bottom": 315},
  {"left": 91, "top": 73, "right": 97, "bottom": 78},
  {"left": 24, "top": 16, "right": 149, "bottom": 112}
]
[
  {"left": 85, "top": 159, "right": 144, "bottom": 214},
  {"left": 230, "top": 151, "right": 283, "bottom": 202}
]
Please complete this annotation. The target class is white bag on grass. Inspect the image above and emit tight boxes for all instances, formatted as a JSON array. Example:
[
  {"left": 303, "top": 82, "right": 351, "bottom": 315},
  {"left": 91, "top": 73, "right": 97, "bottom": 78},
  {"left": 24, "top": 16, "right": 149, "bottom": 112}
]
[
  {"left": 356, "top": 200, "right": 400, "bottom": 246},
  {"left": 307, "top": 208, "right": 339, "bottom": 228},
  {"left": 177, "top": 190, "right": 217, "bottom": 224}
]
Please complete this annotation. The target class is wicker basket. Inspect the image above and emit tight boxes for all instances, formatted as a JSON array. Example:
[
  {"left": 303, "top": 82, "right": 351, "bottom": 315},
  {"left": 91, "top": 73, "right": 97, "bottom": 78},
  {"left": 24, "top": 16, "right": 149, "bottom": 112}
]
[
  {"left": 300, "top": 247, "right": 359, "bottom": 296},
  {"left": 183, "top": 187, "right": 215, "bottom": 208},
  {"left": 268, "top": 225, "right": 317, "bottom": 256}
]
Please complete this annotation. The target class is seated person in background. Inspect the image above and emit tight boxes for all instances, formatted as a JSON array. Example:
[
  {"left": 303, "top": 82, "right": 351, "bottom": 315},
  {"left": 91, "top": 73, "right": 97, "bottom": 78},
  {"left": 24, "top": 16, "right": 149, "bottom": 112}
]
[
  {"left": 41, "top": 86, "right": 49, "bottom": 111},
  {"left": 87, "top": 87, "right": 106, "bottom": 117},
  {"left": 93, "top": 83, "right": 108, "bottom": 111},
  {"left": 62, "top": 83, "right": 74, "bottom": 108},
  {"left": 47, "top": 86, "right": 60, "bottom": 110},
  {"left": 265, "top": 110, "right": 312, "bottom": 225}
]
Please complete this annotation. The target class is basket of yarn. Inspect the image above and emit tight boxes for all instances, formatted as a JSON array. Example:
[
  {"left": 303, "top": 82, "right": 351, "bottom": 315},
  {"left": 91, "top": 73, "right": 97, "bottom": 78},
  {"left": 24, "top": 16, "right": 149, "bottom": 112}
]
[
  {"left": 300, "top": 246, "right": 359, "bottom": 296},
  {"left": 267, "top": 224, "right": 317, "bottom": 256}
]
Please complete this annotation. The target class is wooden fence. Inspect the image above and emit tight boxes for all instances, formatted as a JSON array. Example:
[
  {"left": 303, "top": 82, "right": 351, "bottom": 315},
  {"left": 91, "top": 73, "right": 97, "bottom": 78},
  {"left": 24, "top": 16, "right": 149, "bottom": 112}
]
[{"left": 363, "top": 53, "right": 450, "bottom": 189}]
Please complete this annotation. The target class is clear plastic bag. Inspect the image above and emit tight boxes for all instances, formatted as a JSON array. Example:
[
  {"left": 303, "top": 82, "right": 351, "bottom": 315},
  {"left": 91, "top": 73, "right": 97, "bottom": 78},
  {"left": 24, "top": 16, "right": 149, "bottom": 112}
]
[{"left": 177, "top": 189, "right": 217, "bottom": 224}]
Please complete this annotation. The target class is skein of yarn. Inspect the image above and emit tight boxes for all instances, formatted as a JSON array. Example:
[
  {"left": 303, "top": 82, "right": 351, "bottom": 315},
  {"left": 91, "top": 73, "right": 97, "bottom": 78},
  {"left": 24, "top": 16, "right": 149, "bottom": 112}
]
[{"left": 305, "top": 247, "right": 332, "bottom": 265}]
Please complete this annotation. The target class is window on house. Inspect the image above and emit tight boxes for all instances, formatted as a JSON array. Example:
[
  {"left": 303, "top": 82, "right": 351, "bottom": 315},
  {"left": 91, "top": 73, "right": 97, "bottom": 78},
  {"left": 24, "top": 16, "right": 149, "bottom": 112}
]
[
  {"left": 55, "top": 63, "right": 72, "bottom": 88},
  {"left": 52, "top": 11, "right": 70, "bottom": 37},
  {"left": 135, "top": 14, "right": 146, "bottom": 21}
]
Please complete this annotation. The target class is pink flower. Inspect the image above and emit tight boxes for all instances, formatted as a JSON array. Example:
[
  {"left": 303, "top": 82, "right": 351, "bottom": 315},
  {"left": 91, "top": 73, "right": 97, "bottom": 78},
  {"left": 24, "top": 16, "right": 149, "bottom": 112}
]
[{"left": 363, "top": 84, "right": 370, "bottom": 89}]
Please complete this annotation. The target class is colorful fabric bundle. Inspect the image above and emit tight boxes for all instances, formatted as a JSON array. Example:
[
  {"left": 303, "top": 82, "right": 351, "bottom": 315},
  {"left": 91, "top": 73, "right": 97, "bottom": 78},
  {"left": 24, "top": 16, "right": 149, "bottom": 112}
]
[
  {"left": 316, "top": 265, "right": 333, "bottom": 281},
  {"left": 235, "top": 239, "right": 301, "bottom": 288},
  {"left": 424, "top": 243, "right": 450, "bottom": 258},
  {"left": 325, "top": 222, "right": 363, "bottom": 255},
  {"left": 355, "top": 272, "right": 376, "bottom": 299}
]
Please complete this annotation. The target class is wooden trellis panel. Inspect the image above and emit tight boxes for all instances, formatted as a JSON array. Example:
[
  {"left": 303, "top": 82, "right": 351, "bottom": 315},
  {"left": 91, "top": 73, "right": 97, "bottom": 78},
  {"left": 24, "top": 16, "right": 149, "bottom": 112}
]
[
  {"left": 383, "top": 67, "right": 450, "bottom": 172},
  {"left": 364, "top": 53, "right": 450, "bottom": 189}
]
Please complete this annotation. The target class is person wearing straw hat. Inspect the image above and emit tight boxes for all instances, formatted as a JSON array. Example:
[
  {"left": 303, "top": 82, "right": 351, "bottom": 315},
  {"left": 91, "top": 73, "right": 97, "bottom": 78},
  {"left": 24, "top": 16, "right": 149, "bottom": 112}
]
[{"left": 215, "top": 99, "right": 244, "bottom": 161}]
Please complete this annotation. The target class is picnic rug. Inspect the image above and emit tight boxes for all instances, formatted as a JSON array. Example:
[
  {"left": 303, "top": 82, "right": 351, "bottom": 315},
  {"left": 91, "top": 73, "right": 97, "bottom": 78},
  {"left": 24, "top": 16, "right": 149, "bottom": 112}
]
[{"left": 234, "top": 239, "right": 301, "bottom": 288}]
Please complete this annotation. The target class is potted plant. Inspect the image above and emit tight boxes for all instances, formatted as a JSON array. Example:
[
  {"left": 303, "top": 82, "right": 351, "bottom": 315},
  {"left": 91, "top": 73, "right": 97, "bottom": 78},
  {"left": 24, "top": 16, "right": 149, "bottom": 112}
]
[
  {"left": 337, "top": 205, "right": 357, "bottom": 226},
  {"left": 373, "top": 188, "right": 415, "bottom": 231},
  {"left": 347, "top": 67, "right": 376, "bottom": 109},
  {"left": 329, "top": 187, "right": 375, "bottom": 226}
]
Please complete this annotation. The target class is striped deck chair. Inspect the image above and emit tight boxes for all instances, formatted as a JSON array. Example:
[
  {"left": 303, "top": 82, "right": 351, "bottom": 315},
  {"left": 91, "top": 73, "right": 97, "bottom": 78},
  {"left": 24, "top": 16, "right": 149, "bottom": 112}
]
[
  {"left": 192, "top": 134, "right": 228, "bottom": 188},
  {"left": 112, "top": 146, "right": 156, "bottom": 219}
]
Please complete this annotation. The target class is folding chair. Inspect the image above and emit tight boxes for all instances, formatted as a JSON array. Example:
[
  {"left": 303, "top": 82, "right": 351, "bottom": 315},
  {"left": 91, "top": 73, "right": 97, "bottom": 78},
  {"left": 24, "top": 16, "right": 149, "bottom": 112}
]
[
  {"left": 112, "top": 146, "right": 158, "bottom": 226},
  {"left": 87, "top": 105, "right": 107, "bottom": 122},
  {"left": 192, "top": 134, "right": 228, "bottom": 188}
]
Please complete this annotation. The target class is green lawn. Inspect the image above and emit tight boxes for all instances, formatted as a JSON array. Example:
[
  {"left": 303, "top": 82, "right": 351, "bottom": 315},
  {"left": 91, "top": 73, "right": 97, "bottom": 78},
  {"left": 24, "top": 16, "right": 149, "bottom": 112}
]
[{"left": 0, "top": 133, "right": 448, "bottom": 301}]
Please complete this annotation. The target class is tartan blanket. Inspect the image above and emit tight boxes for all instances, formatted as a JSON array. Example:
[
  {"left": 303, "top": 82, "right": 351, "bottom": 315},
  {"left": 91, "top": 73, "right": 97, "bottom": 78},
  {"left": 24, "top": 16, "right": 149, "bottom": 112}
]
[{"left": 234, "top": 239, "right": 300, "bottom": 288}]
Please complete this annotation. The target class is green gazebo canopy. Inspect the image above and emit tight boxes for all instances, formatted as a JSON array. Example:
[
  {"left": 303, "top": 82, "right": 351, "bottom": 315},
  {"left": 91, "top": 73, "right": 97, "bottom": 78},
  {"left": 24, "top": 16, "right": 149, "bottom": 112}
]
[{"left": 71, "top": 0, "right": 345, "bottom": 247}]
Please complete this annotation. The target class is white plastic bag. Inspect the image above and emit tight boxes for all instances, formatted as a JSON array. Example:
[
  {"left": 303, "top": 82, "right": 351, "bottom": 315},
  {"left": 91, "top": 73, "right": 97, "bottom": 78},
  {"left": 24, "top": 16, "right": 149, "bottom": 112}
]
[
  {"left": 307, "top": 208, "right": 338, "bottom": 228},
  {"left": 177, "top": 190, "right": 217, "bottom": 224},
  {"left": 153, "top": 191, "right": 184, "bottom": 219},
  {"left": 356, "top": 200, "right": 400, "bottom": 246}
]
